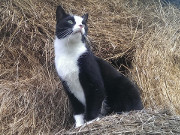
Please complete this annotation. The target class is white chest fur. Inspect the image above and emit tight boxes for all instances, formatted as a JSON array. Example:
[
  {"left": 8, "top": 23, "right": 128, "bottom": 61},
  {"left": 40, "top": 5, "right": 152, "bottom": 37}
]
[{"left": 54, "top": 37, "right": 87, "bottom": 106}]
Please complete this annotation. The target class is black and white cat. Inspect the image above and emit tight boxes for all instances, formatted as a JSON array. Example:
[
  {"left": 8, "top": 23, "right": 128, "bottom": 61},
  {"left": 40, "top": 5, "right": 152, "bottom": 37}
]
[{"left": 54, "top": 5, "right": 143, "bottom": 127}]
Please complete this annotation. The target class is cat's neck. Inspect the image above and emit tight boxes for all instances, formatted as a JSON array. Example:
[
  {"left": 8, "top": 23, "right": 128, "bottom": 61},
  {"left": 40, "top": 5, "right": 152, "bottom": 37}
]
[{"left": 54, "top": 36, "right": 87, "bottom": 57}]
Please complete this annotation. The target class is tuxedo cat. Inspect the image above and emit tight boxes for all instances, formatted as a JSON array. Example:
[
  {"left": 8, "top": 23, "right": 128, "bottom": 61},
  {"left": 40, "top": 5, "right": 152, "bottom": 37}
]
[{"left": 54, "top": 5, "right": 143, "bottom": 127}]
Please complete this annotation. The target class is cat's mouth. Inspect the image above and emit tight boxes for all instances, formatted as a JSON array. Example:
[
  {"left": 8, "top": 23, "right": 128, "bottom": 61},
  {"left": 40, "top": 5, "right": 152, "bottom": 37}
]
[
  {"left": 73, "top": 31, "right": 82, "bottom": 35},
  {"left": 73, "top": 29, "right": 83, "bottom": 35}
]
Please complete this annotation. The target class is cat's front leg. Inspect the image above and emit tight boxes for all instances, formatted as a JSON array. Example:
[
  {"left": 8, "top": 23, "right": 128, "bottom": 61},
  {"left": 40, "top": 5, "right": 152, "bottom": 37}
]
[
  {"left": 65, "top": 91, "right": 85, "bottom": 127},
  {"left": 84, "top": 88, "right": 104, "bottom": 122},
  {"left": 61, "top": 81, "right": 85, "bottom": 127}
]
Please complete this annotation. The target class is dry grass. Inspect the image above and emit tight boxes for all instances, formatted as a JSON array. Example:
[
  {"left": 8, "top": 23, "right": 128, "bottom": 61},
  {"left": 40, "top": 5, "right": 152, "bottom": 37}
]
[
  {"left": 0, "top": 0, "right": 180, "bottom": 134},
  {"left": 131, "top": 1, "right": 180, "bottom": 114},
  {"left": 63, "top": 109, "right": 180, "bottom": 135}
]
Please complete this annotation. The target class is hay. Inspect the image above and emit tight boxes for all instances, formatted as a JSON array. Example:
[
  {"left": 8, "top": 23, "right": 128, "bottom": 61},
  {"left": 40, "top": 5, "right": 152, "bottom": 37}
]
[
  {"left": 63, "top": 109, "right": 180, "bottom": 135},
  {"left": 0, "top": 0, "right": 180, "bottom": 134},
  {"left": 0, "top": 0, "right": 72, "bottom": 134}
]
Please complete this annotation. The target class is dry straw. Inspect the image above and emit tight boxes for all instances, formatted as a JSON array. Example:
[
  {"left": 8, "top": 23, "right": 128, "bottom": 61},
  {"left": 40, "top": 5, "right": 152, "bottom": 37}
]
[
  {"left": 64, "top": 109, "right": 180, "bottom": 135},
  {"left": 0, "top": 0, "right": 180, "bottom": 134}
]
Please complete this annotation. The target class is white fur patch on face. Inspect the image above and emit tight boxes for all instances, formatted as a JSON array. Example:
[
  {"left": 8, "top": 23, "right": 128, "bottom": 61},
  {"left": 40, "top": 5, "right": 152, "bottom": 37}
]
[
  {"left": 74, "top": 114, "right": 84, "bottom": 128},
  {"left": 64, "top": 16, "right": 84, "bottom": 44},
  {"left": 73, "top": 16, "right": 85, "bottom": 35}
]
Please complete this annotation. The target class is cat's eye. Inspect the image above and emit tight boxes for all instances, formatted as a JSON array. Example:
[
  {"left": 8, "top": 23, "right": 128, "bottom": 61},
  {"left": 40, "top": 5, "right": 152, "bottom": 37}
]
[{"left": 68, "top": 20, "right": 73, "bottom": 24}]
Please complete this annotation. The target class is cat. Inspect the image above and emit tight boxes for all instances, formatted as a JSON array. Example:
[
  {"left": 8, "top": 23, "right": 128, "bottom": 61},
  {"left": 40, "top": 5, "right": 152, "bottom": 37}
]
[{"left": 54, "top": 5, "right": 143, "bottom": 128}]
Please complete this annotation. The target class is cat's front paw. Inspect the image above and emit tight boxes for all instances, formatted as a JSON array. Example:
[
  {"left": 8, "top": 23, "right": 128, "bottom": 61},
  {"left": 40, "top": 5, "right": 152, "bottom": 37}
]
[
  {"left": 75, "top": 122, "right": 84, "bottom": 128},
  {"left": 74, "top": 114, "right": 84, "bottom": 128}
]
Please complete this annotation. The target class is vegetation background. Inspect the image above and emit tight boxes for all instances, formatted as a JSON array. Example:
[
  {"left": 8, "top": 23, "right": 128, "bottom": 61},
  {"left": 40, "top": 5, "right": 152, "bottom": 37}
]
[{"left": 0, "top": 0, "right": 180, "bottom": 134}]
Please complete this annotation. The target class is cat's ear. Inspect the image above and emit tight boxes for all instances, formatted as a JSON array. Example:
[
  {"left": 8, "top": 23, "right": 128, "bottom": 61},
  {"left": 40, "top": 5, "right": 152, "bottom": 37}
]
[
  {"left": 56, "top": 5, "right": 67, "bottom": 22},
  {"left": 82, "top": 13, "right": 88, "bottom": 23}
]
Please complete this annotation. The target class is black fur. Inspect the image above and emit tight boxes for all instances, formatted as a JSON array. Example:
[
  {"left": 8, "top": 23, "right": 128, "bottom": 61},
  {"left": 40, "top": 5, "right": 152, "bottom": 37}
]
[
  {"left": 95, "top": 57, "right": 143, "bottom": 115},
  {"left": 78, "top": 52, "right": 105, "bottom": 121}
]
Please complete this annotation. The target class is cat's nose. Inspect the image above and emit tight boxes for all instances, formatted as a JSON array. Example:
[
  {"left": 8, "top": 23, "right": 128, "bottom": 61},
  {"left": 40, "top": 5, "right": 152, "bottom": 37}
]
[{"left": 79, "top": 25, "right": 83, "bottom": 29}]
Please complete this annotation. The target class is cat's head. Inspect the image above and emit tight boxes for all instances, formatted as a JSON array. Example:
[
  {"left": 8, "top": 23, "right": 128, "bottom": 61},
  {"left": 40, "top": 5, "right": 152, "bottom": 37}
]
[{"left": 56, "top": 5, "right": 88, "bottom": 42}]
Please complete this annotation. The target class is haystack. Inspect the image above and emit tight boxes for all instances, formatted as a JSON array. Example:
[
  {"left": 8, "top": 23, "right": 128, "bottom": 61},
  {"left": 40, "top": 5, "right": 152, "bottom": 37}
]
[
  {"left": 63, "top": 109, "right": 180, "bottom": 135},
  {"left": 0, "top": 0, "right": 180, "bottom": 134}
]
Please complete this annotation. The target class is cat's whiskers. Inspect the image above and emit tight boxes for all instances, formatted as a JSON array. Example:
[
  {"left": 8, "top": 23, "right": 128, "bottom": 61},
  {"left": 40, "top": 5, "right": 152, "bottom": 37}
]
[
  {"left": 67, "top": 28, "right": 83, "bottom": 46},
  {"left": 84, "top": 35, "right": 91, "bottom": 45},
  {"left": 58, "top": 29, "right": 72, "bottom": 38},
  {"left": 59, "top": 28, "right": 71, "bottom": 36},
  {"left": 63, "top": 30, "right": 72, "bottom": 38},
  {"left": 66, "top": 32, "right": 73, "bottom": 48}
]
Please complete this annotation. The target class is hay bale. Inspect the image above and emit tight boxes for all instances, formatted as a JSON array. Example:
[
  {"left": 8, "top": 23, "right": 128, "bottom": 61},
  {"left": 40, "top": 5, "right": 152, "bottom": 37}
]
[
  {"left": 0, "top": 0, "right": 72, "bottom": 134},
  {"left": 0, "top": 0, "right": 180, "bottom": 134},
  {"left": 63, "top": 109, "right": 180, "bottom": 135},
  {"left": 130, "top": 1, "right": 180, "bottom": 114}
]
